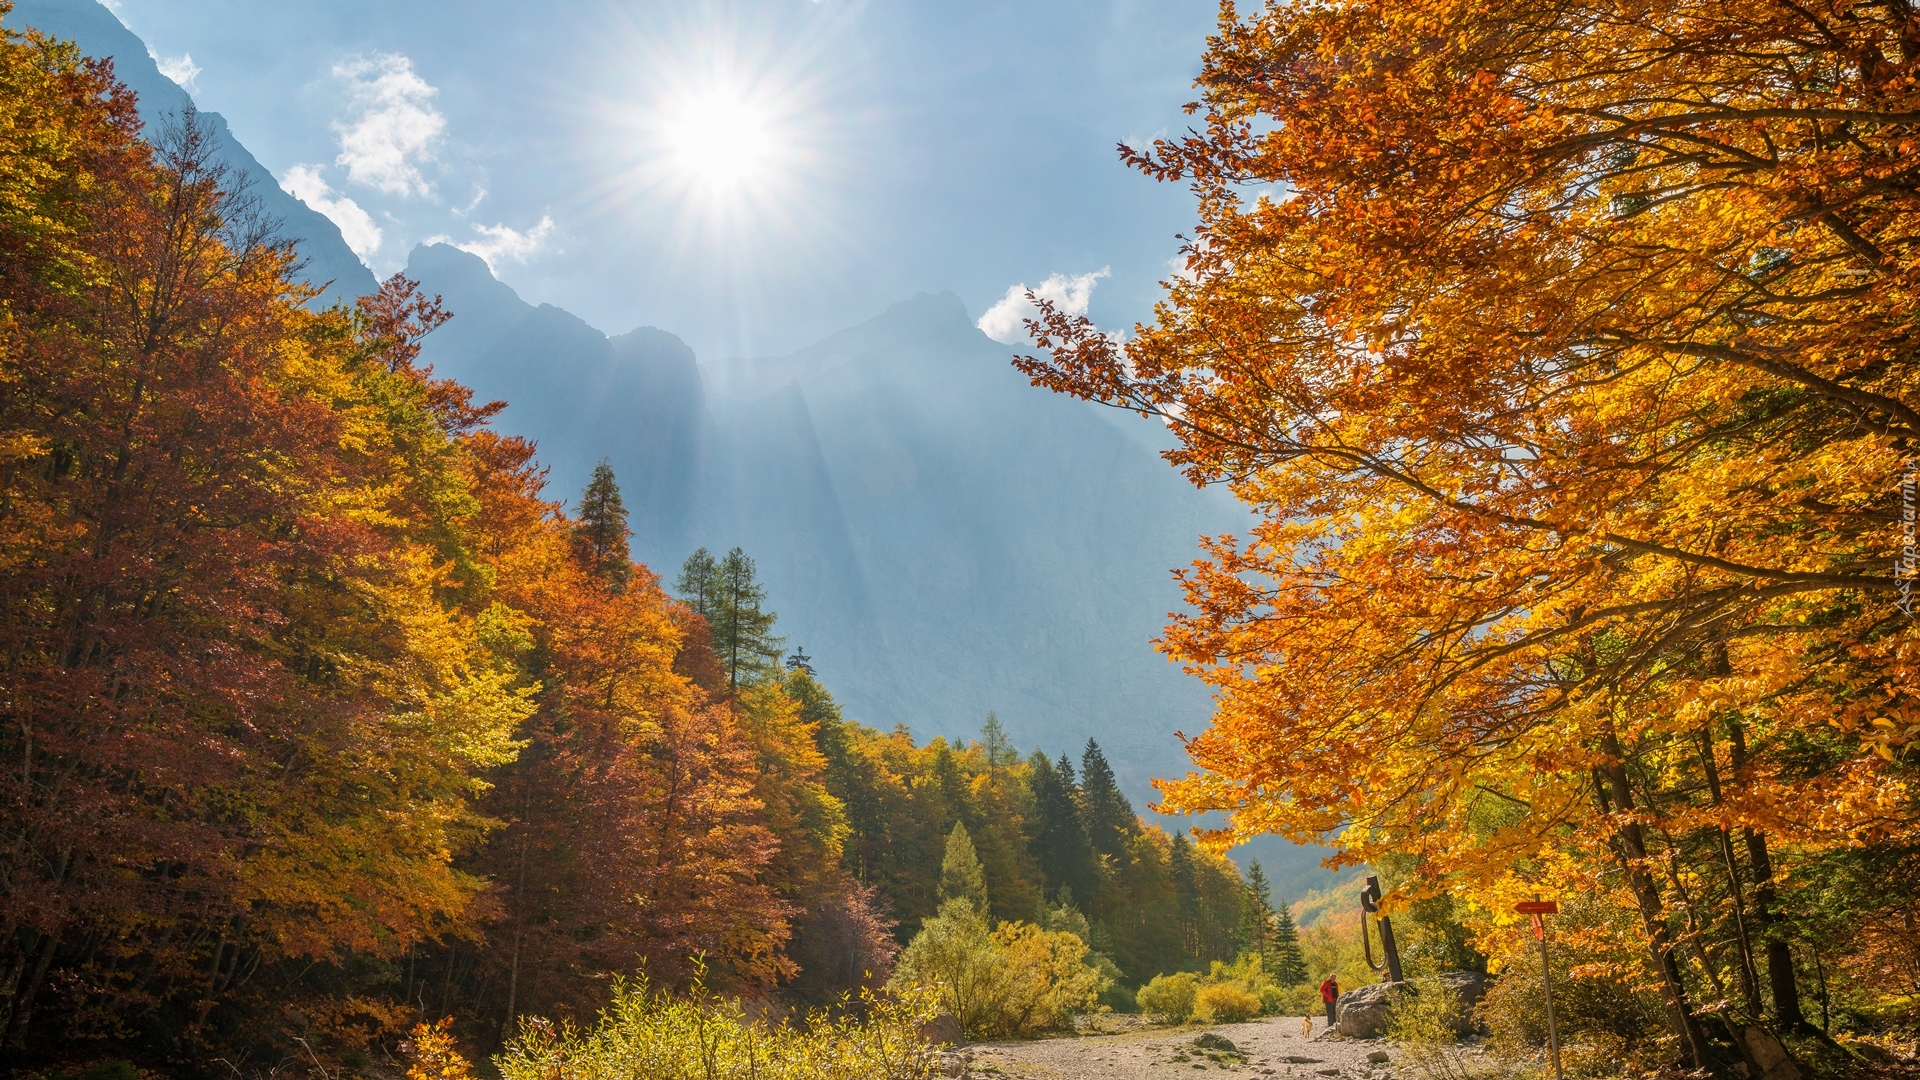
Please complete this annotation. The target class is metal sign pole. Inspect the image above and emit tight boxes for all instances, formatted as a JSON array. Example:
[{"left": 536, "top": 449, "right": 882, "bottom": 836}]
[{"left": 1517, "top": 899, "right": 1564, "bottom": 1080}]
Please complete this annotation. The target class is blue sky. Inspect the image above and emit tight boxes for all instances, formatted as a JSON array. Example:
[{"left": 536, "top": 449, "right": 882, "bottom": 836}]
[{"left": 105, "top": 0, "right": 1220, "bottom": 358}]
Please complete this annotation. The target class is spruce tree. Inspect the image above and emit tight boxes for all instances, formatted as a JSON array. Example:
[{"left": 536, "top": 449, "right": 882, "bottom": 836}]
[
  {"left": 1026, "top": 750, "right": 1098, "bottom": 909},
  {"left": 1078, "top": 740, "right": 1137, "bottom": 860},
  {"left": 940, "top": 823, "right": 990, "bottom": 915},
  {"left": 1169, "top": 833, "right": 1201, "bottom": 960},
  {"left": 574, "top": 459, "right": 632, "bottom": 588},
  {"left": 1270, "top": 888, "right": 1309, "bottom": 985}
]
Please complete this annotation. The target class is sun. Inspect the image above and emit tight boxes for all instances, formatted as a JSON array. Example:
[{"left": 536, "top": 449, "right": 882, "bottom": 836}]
[{"left": 659, "top": 86, "right": 782, "bottom": 195}]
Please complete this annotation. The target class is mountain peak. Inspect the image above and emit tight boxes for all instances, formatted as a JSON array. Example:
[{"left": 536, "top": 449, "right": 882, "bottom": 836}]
[{"left": 873, "top": 291, "right": 976, "bottom": 336}]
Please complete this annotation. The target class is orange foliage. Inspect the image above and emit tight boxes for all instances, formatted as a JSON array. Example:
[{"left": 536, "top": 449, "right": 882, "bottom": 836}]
[{"left": 1019, "top": 0, "right": 1920, "bottom": 1053}]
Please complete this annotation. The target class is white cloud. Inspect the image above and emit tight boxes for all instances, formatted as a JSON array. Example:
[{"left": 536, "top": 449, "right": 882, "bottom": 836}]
[
  {"left": 279, "top": 164, "right": 383, "bottom": 260},
  {"left": 150, "top": 48, "right": 200, "bottom": 91},
  {"left": 976, "top": 267, "right": 1110, "bottom": 345},
  {"left": 330, "top": 53, "right": 445, "bottom": 197},
  {"left": 439, "top": 216, "right": 556, "bottom": 271}
]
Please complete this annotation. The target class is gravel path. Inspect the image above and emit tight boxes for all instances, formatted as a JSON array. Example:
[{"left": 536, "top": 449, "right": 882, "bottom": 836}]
[{"left": 961, "top": 1015, "right": 1397, "bottom": 1080}]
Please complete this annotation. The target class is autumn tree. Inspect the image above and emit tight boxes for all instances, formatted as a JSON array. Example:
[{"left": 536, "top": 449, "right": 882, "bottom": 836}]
[
  {"left": 0, "top": 34, "right": 528, "bottom": 1057},
  {"left": 1017, "top": 0, "right": 1920, "bottom": 1057}
]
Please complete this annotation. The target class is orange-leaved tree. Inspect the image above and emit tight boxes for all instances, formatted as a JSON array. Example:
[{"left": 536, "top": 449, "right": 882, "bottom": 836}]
[{"left": 1019, "top": 0, "right": 1920, "bottom": 1057}]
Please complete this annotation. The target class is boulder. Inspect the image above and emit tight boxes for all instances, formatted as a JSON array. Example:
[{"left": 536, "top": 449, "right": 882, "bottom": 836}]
[
  {"left": 1195, "top": 1034, "right": 1239, "bottom": 1053},
  {"left": 1336, "top": 972, "right": 1494, "bottom": 1038},
  {"left": 1733, "top": 1027, "right": 1803, "bottom": 1080},
  {"left": 920, "top": 1013, "right": 965, "bottom": 1047},
  {"left": 1336, "top": 982, "right": 1405, "bottom": 1038}
]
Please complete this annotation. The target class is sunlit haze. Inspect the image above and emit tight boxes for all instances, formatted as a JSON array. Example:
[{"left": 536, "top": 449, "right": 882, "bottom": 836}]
[{"left": 62, "top": 0, "right": 1213, "bottom": 358}]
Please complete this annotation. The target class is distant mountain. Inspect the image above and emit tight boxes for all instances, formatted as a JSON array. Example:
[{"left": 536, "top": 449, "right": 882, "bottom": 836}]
[
  {"left": 3, "top": 0, "right": 377, "bottom": 306},
  {"left": 0, "top": 0, "right": 1338, "bottom": 898},
  {"left": 405, "top": 243, "right": 1339, "bottom": 897}
]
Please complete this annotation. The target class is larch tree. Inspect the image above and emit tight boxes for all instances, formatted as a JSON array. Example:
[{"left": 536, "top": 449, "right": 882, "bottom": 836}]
[{"left": 941, "top": 823, "right": 991, "bottom": 915}]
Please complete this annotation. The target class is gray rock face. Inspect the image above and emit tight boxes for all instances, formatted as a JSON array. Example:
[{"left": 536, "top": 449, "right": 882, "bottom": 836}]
[
  {"left": 3, "top": 0, "right": 378, "bottom": 308},
  {"left": 1434, "top": 971, "right": 1493, "bottom": 1019},
  {"left": 1336, "top": 982, "right": 1405, "bottom": 1038},
  {"left": 1336, "top": 972, "right": 1493, "bottom": 1038},
  {"left": 920, "top": 1013, "right": 965, "bottom": 1048}
]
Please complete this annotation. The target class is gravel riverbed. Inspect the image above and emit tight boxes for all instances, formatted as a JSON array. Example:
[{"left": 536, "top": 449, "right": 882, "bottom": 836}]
[{"left": 957, "top": 1015, "right": 1398, "bottom": 1080}]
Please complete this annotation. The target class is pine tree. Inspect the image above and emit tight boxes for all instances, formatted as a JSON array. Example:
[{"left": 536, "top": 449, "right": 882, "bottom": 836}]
[
  {"left": 574, "top": 459, "right": 632, "bottom": 588},
  {"left": 1078, "top": 740, "right": 1136, "bottom": 860},
  {"left": 940, "top": 823, "right": 990, "bottom": 915}
]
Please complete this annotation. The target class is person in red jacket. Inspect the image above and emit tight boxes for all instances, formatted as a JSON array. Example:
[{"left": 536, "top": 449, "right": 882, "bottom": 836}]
[{"left": 1319, "top": 974, "right": 1339, "bottom": 1027}]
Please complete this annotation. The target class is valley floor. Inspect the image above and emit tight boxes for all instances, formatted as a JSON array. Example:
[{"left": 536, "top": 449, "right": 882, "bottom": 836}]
[{"left": 966, "top": 1015, "right": 1397, "bottom": 1080}]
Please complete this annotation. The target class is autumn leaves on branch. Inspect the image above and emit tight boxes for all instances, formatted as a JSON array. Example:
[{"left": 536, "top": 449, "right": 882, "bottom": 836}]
[{"left": 1019, "top": 0, "right": 1920, "bottom": 1061}]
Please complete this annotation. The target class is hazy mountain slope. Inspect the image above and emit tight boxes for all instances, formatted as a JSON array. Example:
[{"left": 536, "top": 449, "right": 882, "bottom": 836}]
[
  {"left": 407, "top": 243, "right": 707, "bottom": 544},
  {"left": 3, "top": 0, "right": 376, "bottom": 305},
  {"left": 405, "top": 246, "right": 1339, "bottom": 896}
]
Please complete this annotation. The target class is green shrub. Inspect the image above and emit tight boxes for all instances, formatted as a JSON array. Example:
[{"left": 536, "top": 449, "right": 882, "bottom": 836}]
[
  {"left": 888, "top": 899, "right": 1108, "bottom": 1039},
  {"left": 1195, "top": 982, "right": 1262, "bottom": 1024},
  {"left": 1137, "top": 971, "right": 1201, "bottom": 1023},
  {"left": 499, "top": 974, "right": 942, "bottom": 1080}
]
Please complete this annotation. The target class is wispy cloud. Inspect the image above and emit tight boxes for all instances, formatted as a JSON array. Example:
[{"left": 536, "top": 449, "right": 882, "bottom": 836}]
[
  {"left": 976, "top": 267, "right": 1109, "bottom": 345},
  {"left": 280, "top": 164, "right": 383, "bottom": 260},
  {"left": 331, "top": 53, "right": 445, "bottom": 197},
  {"left": 149, "top": 47, "right": 200, "bottom": 91},
  {"left": 429, "top": 216, "right": 557, "bottom": 272}
]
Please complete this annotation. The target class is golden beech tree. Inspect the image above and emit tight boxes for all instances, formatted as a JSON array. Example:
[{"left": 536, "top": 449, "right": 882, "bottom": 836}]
[{"left": 1020, "top": 0, "right": 1920, "bottom": 1056}]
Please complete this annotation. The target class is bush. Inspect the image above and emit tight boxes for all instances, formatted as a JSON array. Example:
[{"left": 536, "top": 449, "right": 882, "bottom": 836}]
[
  {"left": 496, "top": 974, "right": 943, "bottom": 1080},
  {"left": 1195, "top": 982, "right": 1262, "bottom": 1024},
  {"left": 1477, "top": 897, "right": 1670, "bottom": 1077},
  {"left": 889, "top": 899, "right": 1108, "bottom": 1039},
  {"left": 1388, "top": 977, "right": 1497, "bottom": 1080},
  {"left": 1138, "top": 972, "right": 1201, "bottom": 1023}
]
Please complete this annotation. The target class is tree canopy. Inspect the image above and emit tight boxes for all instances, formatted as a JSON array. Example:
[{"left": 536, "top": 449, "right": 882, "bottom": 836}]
[{"left": 1020, "top": 0, "right": 1920, "bottom": 1059}]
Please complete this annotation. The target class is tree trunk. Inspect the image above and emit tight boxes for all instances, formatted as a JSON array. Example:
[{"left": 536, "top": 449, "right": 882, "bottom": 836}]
[
  {"left": 1596, "top": 731, "right": 1713, "bottom": 1067},
  {"left": 4, "top": 923, "right": 63, "bottom": 1048},
  {"left": 1728, "top": 722, "right": 1807, "bottom": 1032},
  {"left": 1697, "top": 729, "right": 1763, "bottom": 1016}
]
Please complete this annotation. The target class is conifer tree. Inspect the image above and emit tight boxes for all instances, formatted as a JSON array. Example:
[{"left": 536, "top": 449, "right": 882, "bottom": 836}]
[
  {"left": 1026, "top": 751, "right": 1099, "bottom": 909},
  {"left": 980, "top": 712, "right": 1018, "bottom": 769},
  {"left": 1240, "top": 860, "right": 1276, "bottom": 962},
  {"left": 1078, "top": 740, "right": 1136, "bottom": 860},
  {"left": 940, "top": 823, "right": 990, "bottom": 915},
  {"left": 675, "top": 547, "right": 784, "bottom": 691},
  {"left": 1269, "top": 889, "right": 1308, "bottom": 985},
  {"left": 1170, "top": 833, "right": 1201, "bottom": 960},
  {"left": 676, "top": 547, "right": 718, "bottom": 612},
  {"left": 574, "top": 459, "right": 632, "bottom": 589}
]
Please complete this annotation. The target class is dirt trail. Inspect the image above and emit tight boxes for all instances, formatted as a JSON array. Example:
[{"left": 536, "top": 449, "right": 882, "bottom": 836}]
[{"left": 964, "top": 1015, "right": 1397, "bottom": 1080}]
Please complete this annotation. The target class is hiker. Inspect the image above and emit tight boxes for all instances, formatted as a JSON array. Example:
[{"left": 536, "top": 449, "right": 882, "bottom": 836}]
[{"left": 1319, "top": 973, "right": 1339, "bottom": 1027}]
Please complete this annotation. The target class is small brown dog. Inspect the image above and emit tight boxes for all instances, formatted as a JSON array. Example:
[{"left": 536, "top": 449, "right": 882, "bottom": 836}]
[{"left": 1302, "top": 1015, "right": 1313, "bottom": 1038}]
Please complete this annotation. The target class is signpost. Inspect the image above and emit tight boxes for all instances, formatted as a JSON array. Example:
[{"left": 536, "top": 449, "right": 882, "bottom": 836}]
[{"left": 1515, "top": 900, "right": 1563, "bottom": 1080}]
